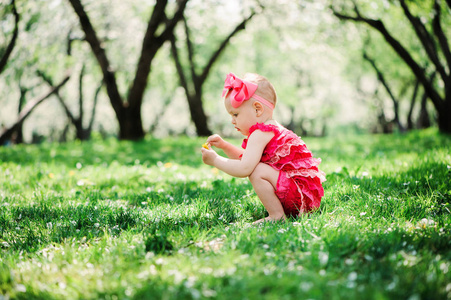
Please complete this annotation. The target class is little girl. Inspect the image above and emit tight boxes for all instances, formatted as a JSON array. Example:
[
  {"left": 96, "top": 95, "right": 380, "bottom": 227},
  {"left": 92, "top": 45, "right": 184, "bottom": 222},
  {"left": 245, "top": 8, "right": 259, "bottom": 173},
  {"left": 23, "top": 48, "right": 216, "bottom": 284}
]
[{"left": 201, "top": 72, "right": 326, "bottom": 223}]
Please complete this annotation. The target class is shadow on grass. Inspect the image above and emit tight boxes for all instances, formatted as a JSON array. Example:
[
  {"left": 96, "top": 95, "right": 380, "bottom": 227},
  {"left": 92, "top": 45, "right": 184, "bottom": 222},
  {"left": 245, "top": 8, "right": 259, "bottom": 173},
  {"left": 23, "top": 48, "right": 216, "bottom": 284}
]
[{"left": 0, "top": 179, "right": 264, "bottom": 254}]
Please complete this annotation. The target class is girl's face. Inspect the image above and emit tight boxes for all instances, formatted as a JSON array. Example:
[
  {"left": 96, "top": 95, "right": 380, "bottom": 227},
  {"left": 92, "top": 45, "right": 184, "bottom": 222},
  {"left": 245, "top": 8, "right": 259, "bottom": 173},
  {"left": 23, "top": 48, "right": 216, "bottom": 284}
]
[{"left": 224, "top": 97, "right": 257, "bottom": 136}]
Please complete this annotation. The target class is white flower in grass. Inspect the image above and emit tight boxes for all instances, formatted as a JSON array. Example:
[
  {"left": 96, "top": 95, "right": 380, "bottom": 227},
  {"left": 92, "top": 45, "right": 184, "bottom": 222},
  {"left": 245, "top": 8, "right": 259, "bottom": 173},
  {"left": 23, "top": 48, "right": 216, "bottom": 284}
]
[
  {"left": 190, "top": 289, "right": 201, "bottom": 299},
  {"left": 348, "top": 272, "right": 358, "bottom": 281},
  {"left": 300, "top": 282, "right": 313, "bottom": 292},
  {"left": 318, "top": 251, "right": 329, "bottom": 266},
  {"left": 364, "top": 255, "right": 373, "bottom": 261},
  {"left": 15, "top": 284, "right": 26, "bottom": 293},
  {"left": 202, "top": 288, "right": 217, "bottom": 298},
  {"left": 408, "top": 294, "right": 421, "bottom": 300},
  {"left": 168, "top": 269, "right": 185, "bottom": 285},
  {"left": 440, "top": 262, "right": 449, "bottom": 274},
  {"left": 386, "top": 281, "right": 397, "bottom": 291},
  {"left": 417, "top": 218, "right": 436, "bottom": 229}
]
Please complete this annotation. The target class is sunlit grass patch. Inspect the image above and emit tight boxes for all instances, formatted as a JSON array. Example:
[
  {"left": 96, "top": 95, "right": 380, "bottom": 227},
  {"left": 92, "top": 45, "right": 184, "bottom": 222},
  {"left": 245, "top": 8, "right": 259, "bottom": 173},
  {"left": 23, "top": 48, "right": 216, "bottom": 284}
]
[{"left": 0, "top": 129, "right": 450, "bottom": 299}]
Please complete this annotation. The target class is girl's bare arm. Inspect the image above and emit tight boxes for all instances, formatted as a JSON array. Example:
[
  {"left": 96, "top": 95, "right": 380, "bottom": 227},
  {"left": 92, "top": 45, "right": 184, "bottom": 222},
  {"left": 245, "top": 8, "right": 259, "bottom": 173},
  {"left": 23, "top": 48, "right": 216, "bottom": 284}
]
[{"left": 202, "top": 131, "right": 274, "bottom": 177}]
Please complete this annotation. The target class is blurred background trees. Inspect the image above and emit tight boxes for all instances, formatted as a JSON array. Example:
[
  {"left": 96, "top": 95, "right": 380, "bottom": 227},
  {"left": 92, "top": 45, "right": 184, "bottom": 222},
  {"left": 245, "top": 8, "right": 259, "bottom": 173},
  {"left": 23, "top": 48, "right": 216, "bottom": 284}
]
[
  {"left": 1, "top": 0, "right": 450, "bottom": 145},
  {"left": 332, "top": 0, "right": 451, "bottom": 134}
]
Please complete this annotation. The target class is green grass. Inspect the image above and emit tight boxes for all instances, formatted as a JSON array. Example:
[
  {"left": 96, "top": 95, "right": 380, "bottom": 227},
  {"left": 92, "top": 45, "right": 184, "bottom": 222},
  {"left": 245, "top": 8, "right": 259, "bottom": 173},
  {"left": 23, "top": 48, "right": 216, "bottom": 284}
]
[{"left": 0, "top": 129, "right": 450, "bottom": 299}]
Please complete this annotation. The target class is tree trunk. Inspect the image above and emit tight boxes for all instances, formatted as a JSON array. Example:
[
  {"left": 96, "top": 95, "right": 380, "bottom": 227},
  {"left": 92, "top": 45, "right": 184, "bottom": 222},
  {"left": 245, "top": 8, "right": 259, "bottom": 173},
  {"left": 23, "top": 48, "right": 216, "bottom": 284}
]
[
  {"left": 118, "top": 107, "right": 145, "bottom": 140},
  {"left": 170, "top": 35, "right": 212, "bottom": 136},
  {"left": 407, "top": 80, "right": 420, "bottom": 130},
  {"left": 170, "top": 12, "right": 256, "bottom": 136},
  {"left": 437, "top": 98, "right": 451, "bottom": 133},
  {"left": 417, "top": 91, "right": 431, "bottom": 129},
  {"left": 14, "top": 86, "right": 28, "bottom": 144},
  {"left": 0, "top": 0, "right": 19, "bottom": 74},
  {"left": 187, "top": 93, "right": 211, "bottom": 136},
  {"left": 68, "top": 0, "right": 188, "bottom": 140}
]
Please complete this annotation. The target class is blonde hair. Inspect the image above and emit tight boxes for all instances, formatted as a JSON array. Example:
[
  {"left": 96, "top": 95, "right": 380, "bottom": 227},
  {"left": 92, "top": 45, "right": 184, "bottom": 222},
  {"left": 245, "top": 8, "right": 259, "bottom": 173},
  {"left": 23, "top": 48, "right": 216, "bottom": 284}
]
[{"left": 243, "top": 73, "right": 277, "bottom": 107}]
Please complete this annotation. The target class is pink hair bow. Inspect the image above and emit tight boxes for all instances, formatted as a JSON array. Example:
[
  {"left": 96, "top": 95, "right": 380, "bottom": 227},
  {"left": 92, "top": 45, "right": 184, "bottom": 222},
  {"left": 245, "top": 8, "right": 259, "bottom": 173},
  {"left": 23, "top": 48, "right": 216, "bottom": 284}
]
[{"left": 222, "top": 73, "right": 258, "bottom": 108}]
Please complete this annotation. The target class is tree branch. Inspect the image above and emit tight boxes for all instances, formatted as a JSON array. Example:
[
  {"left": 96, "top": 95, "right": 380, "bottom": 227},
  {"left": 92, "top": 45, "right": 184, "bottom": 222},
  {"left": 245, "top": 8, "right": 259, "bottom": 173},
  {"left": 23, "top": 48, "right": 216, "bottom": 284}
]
[
  {"left": 407, "top": 80, "right": 420, "bottom": 129},
  {"left": 88, "top": 82, "right": 102, "bottom": 132},
  {"left": 36, "top": 70, "right": 78, "bottom": 124},
  {"left": 199, "top": 12, "right": 256, "bottom": 85},
  {"left": 67, "top": 29, "right": 85, "bottom": 56},
  {"left": 432, "top": 0, "right": 451, "bottom": 84},
  {"left": 159, "top": 0, "right": 189, "bottom": 42},
  {"left": 332, "top": 6, "right": 443, "bottom": 110},
  {"left": 399, "top": 0, "right": 447, "bottom": 84},
  {"left": 363, "top": 51, "right": 404, "bottom": 131},
  {"left": 79, "top": 64, "right": 85, "bottom": 123},
  {"left": 68, "top": 0, "right": 124, "bottom": 116},
  {"left": 0, "top": 74, "right": 71, "bottom": 145},
  {"left": 128, "top": 0, "right": 188, "bottom": 107},
  {"left": 170, "top": 34, "right": 190, "bottom": 97},
  {"left": 0, "top": 0, "right": 19, "bottom": 74},
  {"left": 182, "top": 16, "right": 197, "bottom": 85},
  {"left": 20, "top": 74, "right": 71, "bottom": 120},
  {"left": 145, "top": 0, "right": 168, "bottom": 41}
]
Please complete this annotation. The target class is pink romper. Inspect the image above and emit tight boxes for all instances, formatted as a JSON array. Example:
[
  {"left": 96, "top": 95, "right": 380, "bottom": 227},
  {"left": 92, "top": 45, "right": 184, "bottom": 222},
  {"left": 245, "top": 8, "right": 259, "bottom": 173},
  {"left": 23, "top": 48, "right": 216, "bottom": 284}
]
[{"left": 242, "top": 123, "right": 326, "bottom": 217}]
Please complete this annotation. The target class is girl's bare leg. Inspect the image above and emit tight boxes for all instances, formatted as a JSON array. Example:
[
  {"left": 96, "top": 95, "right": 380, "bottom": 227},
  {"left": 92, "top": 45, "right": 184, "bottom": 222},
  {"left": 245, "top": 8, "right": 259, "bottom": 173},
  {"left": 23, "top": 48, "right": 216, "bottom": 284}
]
[{"left": 249, "top": 163, "right": 285, "bottom": 224}]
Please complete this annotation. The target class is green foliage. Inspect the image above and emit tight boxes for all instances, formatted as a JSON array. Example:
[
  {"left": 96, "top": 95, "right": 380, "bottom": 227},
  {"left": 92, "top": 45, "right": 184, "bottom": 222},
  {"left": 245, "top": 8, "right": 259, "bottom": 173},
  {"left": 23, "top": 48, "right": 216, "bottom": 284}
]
[
  {"left": 1, "top": 128, "right": 451, "bottom": 297},
  {"left": 144, "top": 230, "right": 174, "bottom": 254}
]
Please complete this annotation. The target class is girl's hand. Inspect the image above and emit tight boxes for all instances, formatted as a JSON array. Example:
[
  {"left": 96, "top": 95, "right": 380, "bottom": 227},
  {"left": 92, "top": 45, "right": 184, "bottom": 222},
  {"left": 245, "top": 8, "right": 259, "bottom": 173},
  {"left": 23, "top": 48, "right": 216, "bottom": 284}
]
[
  {"left": 201, "top": 147, "right": 218, "bottom": 166},
  {"left": 206, "top": 134, "right": 225, "bottom": 149},
  {"left": 205, "top": 133, "right": 243, "bottom": 160}
]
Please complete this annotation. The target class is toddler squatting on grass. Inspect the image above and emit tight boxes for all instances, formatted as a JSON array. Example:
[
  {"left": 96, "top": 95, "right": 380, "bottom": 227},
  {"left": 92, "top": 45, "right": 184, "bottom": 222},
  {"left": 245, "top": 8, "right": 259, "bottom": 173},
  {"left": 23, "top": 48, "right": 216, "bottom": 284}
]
[{"left": 201, "top": 73, "right": 326, "bottom": 223}]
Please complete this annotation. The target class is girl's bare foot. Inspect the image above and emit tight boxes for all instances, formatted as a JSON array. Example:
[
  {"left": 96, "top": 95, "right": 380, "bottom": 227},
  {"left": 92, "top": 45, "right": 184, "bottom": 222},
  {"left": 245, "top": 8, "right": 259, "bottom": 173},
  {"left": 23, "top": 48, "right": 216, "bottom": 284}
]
[{"left": 252, "top": 215, "right": 286, "bottom": 225}]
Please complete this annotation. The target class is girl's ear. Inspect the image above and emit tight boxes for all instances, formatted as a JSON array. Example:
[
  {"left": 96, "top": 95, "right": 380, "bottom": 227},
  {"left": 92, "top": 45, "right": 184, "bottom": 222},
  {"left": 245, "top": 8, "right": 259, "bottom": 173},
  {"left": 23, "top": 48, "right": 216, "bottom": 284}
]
[{"left": 253, "top": 101, "right": 264, "bottom": 117}]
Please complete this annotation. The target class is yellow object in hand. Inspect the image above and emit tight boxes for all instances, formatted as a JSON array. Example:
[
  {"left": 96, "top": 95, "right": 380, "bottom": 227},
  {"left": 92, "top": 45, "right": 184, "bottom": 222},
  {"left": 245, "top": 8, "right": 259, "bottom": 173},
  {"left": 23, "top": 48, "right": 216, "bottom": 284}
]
[{"left": 202, "top": 143, "right": 209, "bottom": 149}]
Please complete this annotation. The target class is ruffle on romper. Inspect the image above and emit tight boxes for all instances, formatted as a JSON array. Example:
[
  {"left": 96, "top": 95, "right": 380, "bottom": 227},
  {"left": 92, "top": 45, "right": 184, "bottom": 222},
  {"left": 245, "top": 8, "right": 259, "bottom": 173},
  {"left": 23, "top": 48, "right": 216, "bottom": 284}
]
[{"left": 243, "top": 123, "right": 326, "bottom": 216}]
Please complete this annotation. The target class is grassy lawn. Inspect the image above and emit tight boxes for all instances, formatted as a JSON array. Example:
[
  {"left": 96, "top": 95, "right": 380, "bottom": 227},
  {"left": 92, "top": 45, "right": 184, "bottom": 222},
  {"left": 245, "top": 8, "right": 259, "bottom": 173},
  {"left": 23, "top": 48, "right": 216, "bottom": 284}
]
[{"left": 1, "top": 129, "right": 450, "bottom": 299}]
